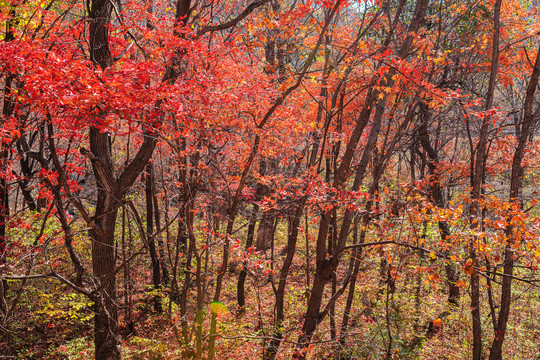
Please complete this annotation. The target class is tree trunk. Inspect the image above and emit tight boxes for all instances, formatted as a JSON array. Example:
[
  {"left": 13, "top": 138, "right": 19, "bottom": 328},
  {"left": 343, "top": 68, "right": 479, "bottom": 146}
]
[
  {"left": 88, "top": 125, "right": 121, "bottom": 360},
  {"left": 87, "top": 0, "right": 120, "bottom": 357},
  {"left": 86, "top": 0, "right": 191, "bottom": 354},
  {"left": 256, "top": 159, "right": 278, "bottom": 251},
  {"left": 264, "top": 198, "right": 305, "bottom": 359},
  {"left": 469, "top": 1, "right": 502, "bottom": 357},
  {"left": 152, "top": 177, "right": 170, "bottom": 284},
  {"left": 417, "top": 104, "right": 460, "bottom": 305},
  {"left": 1, "top": 9, "right": 16, "bottom": 319},
  {"left": 0, "top": 173, "right": 8, "bottom": 319},
  {"left": 237, "top": 159, "right": 266, "bottom": 314},
  {"left": 146, "top": 163, "right": 162, "bottom": 312},
  {"left": 91, "top": 218, "right": 121, "bottom": 360},
  {"left": 255, "top": 208, "right": 277, "bottom": 251}
]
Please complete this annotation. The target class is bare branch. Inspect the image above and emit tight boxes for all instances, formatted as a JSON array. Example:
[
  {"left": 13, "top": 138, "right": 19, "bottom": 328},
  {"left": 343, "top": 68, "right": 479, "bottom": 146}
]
[{"left": 197, "top": 0, "right": 272, "bottom": 36}]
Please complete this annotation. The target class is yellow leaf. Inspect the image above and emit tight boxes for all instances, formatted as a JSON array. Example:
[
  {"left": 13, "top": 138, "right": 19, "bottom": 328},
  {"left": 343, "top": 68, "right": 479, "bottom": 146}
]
[{"left": 209, "top": 301, "right": 229, "bottom": 316}]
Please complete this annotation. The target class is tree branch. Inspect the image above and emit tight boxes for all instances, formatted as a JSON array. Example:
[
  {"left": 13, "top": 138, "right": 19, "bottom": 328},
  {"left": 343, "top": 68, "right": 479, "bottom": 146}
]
[{"left": 196, "top": 0, "right": 272, "bottom": 36}]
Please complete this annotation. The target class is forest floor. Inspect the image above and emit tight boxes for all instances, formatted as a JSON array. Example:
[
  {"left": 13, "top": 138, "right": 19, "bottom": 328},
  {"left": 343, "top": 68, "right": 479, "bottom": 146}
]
[{"left": 3, "top": 221, "right": 540, "bottom": 359}]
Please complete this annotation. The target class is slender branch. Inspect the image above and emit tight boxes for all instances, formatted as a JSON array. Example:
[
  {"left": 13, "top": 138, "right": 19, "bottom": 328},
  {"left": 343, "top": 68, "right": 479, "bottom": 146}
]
[
  {"left": 336, "top": 239, "right": 437, "bottom": 258},
  {"left": 1, "top": 272, "right": 96, "bottom": 300},
  {"left": 196, "top": 0, "right": 271, "bottom": 36}
]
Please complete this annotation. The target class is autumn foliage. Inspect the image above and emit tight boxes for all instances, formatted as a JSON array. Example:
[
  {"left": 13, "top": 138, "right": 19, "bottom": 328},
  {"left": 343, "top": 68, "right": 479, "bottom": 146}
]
[{"left": 1, "top": 0, "right": 540, "bottom": 359}]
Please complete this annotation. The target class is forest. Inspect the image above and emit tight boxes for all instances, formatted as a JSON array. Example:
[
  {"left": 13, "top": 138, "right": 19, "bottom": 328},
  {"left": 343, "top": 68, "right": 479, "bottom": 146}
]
[{"left": 1, "top": 0, "right": 540, "bottom": 359}]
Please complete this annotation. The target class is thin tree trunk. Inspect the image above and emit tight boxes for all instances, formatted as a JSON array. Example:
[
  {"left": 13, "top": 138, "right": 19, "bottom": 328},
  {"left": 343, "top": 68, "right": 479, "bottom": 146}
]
[
  {"left": 0, "top": 9, "right": 16, "bottom": 319},
  {"left": 0, "top": 171, "right": 8, "bottom": 320},
  {"left": 264, "top": 198, "right": 305, "bottom": 360},
  {"left": 340, "top": 216, "right": 364, "bottom": 344},
  {"left": 122, "top": 208, "right": 135, "bottom": 335},
  {"left": 236, "top": 204, "right": 257, "bottom": 314},
  {"left": 237, "top": 159, "right": 266, "bottom": 315},
  {"left": 146, "top": 163, "right": 162, "bottom": 312},
  {"left": 14, "top": 141, "right": 38, "bottom": 211},
  {"left": 469, "top": 2, "right": 502, "bottom": 358},
  {"left": 152, "top": 176, "right": 170, "bottom": 285},
  {"left": 417, "top": 105, "right": 460, "bottom": 305},
  {"left": 179, "top": 202, "right": 195, "bottom": 344}
]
